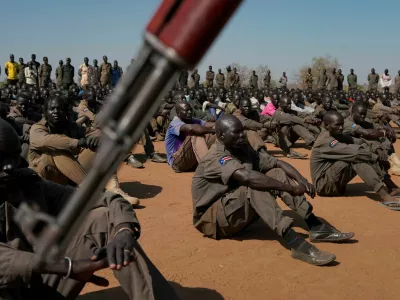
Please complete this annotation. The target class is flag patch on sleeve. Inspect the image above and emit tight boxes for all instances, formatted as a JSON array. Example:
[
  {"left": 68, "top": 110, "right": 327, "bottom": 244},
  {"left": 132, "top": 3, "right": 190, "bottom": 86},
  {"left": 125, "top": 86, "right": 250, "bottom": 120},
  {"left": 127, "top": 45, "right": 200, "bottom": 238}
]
[
  {"left": 330, "top": 140, "right": 338, "bottom": 148},
  {"left": 219, "top": 156, "right": 233, "bottom": 165}
]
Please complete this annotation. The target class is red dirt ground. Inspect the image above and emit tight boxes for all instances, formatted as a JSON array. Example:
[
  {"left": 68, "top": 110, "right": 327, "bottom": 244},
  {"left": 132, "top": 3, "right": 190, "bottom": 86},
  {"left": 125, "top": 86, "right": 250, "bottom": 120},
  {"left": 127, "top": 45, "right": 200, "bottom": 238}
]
[{"left": 79, "top": 141, "right": 400, "bottom": 300}]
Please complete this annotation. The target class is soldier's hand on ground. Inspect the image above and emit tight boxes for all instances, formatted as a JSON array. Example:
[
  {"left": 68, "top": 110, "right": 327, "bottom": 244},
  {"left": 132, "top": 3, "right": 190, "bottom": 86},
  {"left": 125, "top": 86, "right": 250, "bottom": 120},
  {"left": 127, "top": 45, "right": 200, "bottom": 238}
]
[
  {"left": 289, "top": 184, "right": 306, "bottom": 197},
  {"left": 69, "top": 259, "right": 109, "bottom": 286},
  {"left": 86, "top": 136, "right": 100, "bottom": 150}
]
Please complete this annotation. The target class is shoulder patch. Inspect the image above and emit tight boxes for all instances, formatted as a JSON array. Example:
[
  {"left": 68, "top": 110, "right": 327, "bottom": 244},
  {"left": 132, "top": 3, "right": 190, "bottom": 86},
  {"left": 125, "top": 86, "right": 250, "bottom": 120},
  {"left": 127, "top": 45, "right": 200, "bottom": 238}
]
[
  {"left": 351, "top": 123, "right": 356, "bottom": 128},
  {"left": 83, "top": 108, "right": 88, "bottom": 112},
  {"left": 219, "top": 156, "right": 233, "bottom": 165},
  {"left": 330, "top": 140, "right": 338, "bottom": 148}
]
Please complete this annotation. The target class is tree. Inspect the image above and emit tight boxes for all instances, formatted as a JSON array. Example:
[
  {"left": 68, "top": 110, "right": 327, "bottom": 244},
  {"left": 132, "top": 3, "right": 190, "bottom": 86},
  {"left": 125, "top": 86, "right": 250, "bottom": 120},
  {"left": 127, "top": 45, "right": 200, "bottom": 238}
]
[{"left": 293, "top": 55, "right": 341, "bottom": 89}]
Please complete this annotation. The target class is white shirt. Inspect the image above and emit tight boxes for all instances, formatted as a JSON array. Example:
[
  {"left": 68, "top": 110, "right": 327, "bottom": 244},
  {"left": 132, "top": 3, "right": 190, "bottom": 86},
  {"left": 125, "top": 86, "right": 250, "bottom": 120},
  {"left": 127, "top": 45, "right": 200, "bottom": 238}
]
[
  {"left": 380, "top": 73, "right": 392, "bottom": 88},
  {"left": 25, "top": 67, "right": 37, "bottom": 85}
]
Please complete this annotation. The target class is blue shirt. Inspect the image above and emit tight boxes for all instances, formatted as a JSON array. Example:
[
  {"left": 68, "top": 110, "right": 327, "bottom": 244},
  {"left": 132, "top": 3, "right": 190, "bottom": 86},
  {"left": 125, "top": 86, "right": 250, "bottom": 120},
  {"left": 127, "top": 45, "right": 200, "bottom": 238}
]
[{"left": 165, "top": 116, "right": 205, "bottom": 165}]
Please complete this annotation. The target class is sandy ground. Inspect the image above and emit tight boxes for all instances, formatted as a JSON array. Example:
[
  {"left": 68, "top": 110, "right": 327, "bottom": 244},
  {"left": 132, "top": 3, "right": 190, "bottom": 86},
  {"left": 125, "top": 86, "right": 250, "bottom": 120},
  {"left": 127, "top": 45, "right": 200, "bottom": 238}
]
[{"left": 78, "top": 141, "right": 400, "bottom": 300}]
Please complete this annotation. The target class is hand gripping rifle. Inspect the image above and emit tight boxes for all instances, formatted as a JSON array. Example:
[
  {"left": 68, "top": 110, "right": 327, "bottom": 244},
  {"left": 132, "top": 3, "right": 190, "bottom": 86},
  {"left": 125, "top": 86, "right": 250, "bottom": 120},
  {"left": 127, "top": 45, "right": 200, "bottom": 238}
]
[{"left": 14, "top": 0, "right": 243, "bottom": 267}]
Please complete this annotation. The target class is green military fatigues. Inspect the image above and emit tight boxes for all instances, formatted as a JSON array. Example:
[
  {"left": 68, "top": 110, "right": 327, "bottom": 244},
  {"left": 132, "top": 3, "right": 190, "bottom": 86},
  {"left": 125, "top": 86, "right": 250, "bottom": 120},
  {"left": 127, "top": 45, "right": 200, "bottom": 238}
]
[
  {"left": 347, "top": 74, "right": 357, "bottom": 90},
  {"left": 215, "top": 73, "right": 225, "bottom": 88},
  {"left": 249, "top": 75, "right": 258, "bottom": 89},
  {"left": 310, "top": 130, "right": 386, "bottom": 196},
  {"left": 62, "top": 65, "right": 74, "bottom": 88},
  {"left": 18, "top": 64, "right": 26, "bottom": 84},
  {"left": 326, "top": 72, "right": 338, "bottom": 90},
  {"left": 368, "top": 73, "right": 379, "bottom": 91},
  {"left": 192, "top": 141, "right": 312, "bottom": 240},
  {"left": 206, "top": 70, "right": 215, "bottom": 87},
  {"left": 235, "top": 113, "right": 267, "bottom": 151},
  {"left": 100, "top": 62, "right": 112, "bottom": 87},
  {"left": 188, "top": 73, "right": 200, "bottom": 89},
  {"left": 56, "top": 66, "right": 63, "bottom": 89},
  {"left": 91, "top": 66, "right": 100, "bottom": 86},
  {"left": 343, "top": 115, "right": 393, "bottom": 154},
  {"left": 317, "top": 72, "right": 327, "bottom": 89},
  {"left": 38, "top": 63, "right": 52, "bottom": 88},
  {"left": 272, "top": 108, "right": 318, "bottom": 152},
  {"left": 224, "top": 102, "right": 238, "bottom": 115},
  {"left": 0, "top": 169, "right": 178, "bottom": 300},
  {"left": 226, "top": 70, "right": 235, "bottom": 89}
]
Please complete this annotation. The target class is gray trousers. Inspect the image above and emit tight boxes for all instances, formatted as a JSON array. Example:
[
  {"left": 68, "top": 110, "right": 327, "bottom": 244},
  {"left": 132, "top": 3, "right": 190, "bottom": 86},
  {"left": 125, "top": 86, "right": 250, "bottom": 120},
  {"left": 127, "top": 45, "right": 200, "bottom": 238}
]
[
  {"left": 315, "top": 160, "right": 386, "bottom": 196},
  {"left": 195, "top": 168, "right": 313, "bottom": 239},
  {"left": 24, "top": 206, "right": 179, "bottom": 300}
]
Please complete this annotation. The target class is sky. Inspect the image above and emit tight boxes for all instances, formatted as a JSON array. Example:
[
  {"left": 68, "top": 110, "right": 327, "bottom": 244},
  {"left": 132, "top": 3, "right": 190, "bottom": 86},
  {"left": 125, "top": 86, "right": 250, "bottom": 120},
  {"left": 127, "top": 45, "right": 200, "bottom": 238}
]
[{"left": 1, "top": 0, "right": 400, "bottom": 84}]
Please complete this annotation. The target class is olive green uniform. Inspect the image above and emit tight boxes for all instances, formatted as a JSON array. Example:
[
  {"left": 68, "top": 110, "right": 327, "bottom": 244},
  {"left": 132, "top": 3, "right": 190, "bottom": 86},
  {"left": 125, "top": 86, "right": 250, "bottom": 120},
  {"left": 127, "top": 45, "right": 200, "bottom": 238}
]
[
  {"left": 249, "top": 74, "right": 258, "bottom": 89},
  {"left": 206, "top": 70, "right": 215, "bottom": 87},
  {"left": 38, "top": 63, "right": 52, "bottom": 88},
  {"left": 310, "top": 130, "right": 386, "bottom": 196},
  {"left": 18, "top": 63, "right": 26, "bottom": 84},
  {"left": 233, "top": 72, "right": 240, "bottom": 87},
  {"left": 100, "top": 62, "right": 112, "bottom": 87},
  {"left": 215, "top": 73, "right": 225, "bottom": 88},
  {"left": 368, "top": 73, "right": 379, "bottom": 91},
  {"left": 326, "top": 72, "right": 338, "bottom": 90},
  {"left": 55, "top": 66, "right": 63, "bottom": 89},
  {"left": 347, "top": 73, "right": 357, "bottom": 90},
  {"left": 188, "top": 73, "right": 200, "bottom": 89},
  {"left": 61, "top": 65, "right": 74, "bottom": 88},
  {"left": 0, "top": 169, "right": 179, "bottom": 300},
  {"left": 226, "top": 70, "right": 235, "bottom": 89},
  {"left": 191, "top": 141, "right": 312, "bottom": 240}
]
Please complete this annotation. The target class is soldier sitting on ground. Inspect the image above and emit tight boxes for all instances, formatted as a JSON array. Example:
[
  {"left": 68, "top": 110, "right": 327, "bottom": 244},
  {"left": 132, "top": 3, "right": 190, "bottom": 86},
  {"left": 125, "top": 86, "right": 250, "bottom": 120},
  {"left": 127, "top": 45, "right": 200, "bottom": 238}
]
[
  {"left": 192, "top": 115, "right": 354, "bottom": 266},
  {"left": 0, "top": 118, "right": 179, "bottom": 300},
  {"left": 310, "top": 111, "right": 400, "bottom": 210}
]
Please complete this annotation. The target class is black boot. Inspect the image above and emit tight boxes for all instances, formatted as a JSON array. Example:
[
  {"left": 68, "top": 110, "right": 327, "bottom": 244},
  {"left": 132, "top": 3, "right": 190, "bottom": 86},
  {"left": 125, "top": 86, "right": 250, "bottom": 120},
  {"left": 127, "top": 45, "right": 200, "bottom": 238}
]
[{"left": 283, "top": 229, "right": 336, "bottom": 266}]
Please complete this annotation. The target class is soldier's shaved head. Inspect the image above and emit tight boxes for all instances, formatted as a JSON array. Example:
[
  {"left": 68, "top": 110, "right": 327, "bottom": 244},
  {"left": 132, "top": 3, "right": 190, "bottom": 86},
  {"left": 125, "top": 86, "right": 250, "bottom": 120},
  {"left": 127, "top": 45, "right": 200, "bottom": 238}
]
[
  {"left": 323, "top": 111, "right": 343, "bottom": 126},
  {"left": 352, "top": 101, "right": 368, "bottom": 113},
  {"left": 215, "top": 115, "right": 245, "bottom": 149},
  {"left": 215, "top": 115, "right": 241, "bottom": 135}
]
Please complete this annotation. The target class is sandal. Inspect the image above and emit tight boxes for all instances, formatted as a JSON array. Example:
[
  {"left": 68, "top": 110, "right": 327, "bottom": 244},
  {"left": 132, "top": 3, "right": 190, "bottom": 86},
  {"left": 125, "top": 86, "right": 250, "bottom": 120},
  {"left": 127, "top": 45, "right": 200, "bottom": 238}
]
[{"left": 380, "top": 201, "right": 400, "bottom": 211}]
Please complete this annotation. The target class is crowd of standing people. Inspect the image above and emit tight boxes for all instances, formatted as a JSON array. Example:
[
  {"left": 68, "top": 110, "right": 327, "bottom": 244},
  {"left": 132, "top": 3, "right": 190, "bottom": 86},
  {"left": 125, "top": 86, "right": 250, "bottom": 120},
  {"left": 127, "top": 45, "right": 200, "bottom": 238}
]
[{"left": 1, "top": 53, "right": 400, "bottom": 298}]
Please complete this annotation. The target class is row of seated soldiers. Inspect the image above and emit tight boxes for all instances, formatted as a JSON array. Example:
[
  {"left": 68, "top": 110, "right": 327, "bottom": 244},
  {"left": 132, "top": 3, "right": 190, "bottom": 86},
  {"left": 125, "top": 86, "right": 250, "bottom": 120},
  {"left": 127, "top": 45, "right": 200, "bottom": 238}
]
[
  {"left": 0, "top": 82, "right": 172, "bottom": 207},
  {"left": 0, "top": 83, "right": 182, "bottom": 298},
  {"left": 151, "top": 85, "right": 400, "bottom": 176},
  {"left": 1, "top": 81, "right": 400, "bottom": 201},
  {"left": 1, "top": 80, "right": 400, "bottom": 271}
]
